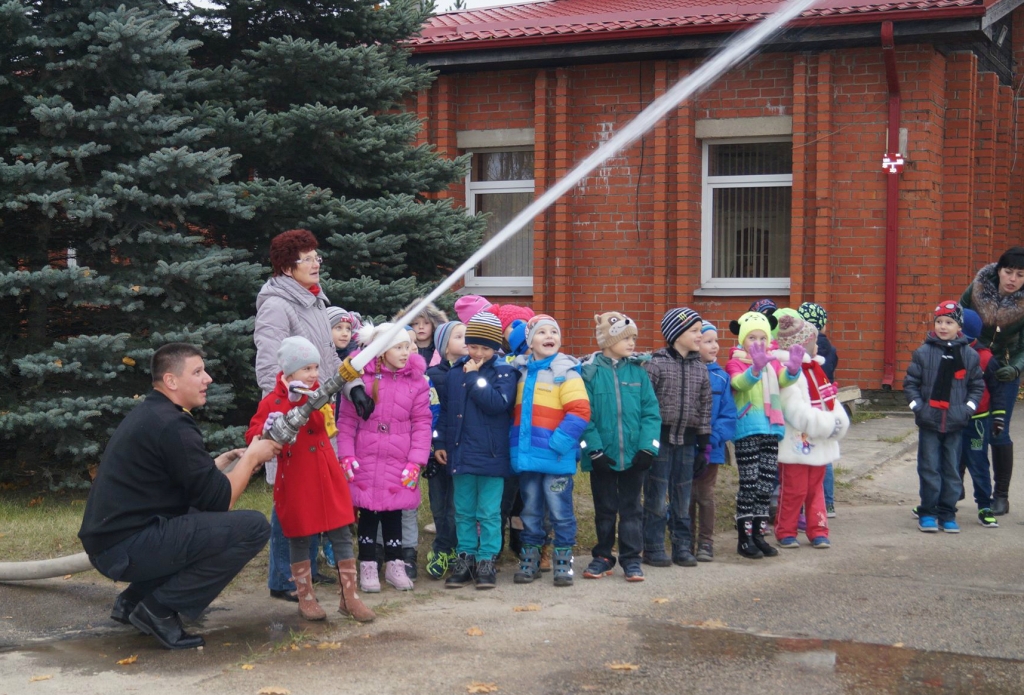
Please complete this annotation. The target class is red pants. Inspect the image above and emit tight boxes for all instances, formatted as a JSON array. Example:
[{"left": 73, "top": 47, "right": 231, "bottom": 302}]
[{"left": 775, "top": 463, "right": 828, "bottom": 541}]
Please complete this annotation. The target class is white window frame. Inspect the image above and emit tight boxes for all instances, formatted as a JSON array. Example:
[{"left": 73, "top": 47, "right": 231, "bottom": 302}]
[
  {"left": 698, "top": 136, "right": 793, "bottom": 295},
  {"left": 463, "top": 146, "right": 535, "bottom": 296}
]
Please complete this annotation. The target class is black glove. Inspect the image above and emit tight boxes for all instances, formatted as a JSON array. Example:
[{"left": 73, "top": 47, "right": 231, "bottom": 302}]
[
  {"left": 422, "top": 459, "right": 441, "bottom": 479},
  {"left": 693, "top": 448, "right": 709, "bottom": 480},
  {"left": 350, "top": 384, "right": 375, "bottom": 421},
  {"left": 630, "top": 450, "right": 654, "bottom": 472},
  {"left": 993, "top": 416, "right": 1006, "bottom": 438},
  {"left": 996, "top": 365, "right": 1020, "bottom": 382},
  {"left": 589, "top": 451, "right": 616, "bottom": 472}
]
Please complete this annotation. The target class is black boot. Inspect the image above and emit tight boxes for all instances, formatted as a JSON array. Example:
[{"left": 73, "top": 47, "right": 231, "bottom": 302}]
[
  {"left": 992, "top": 443, "right": 1013, "bottom": 516},
  {"left": 402, "top": 547, "right": 418, "bottom": 581},
  {"left": 445, "top": 553, "right": 476, "bottom": 588},
  {"left": 736, "top": 517, "right": 763, "bottom": 559},
  {"left": 752, "top": 516, "right": 779, "bottom": 557}
]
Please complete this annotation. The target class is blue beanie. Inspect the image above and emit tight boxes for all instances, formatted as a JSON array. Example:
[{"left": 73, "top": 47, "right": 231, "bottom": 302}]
[
  {"left": 961, "top": 308, "right": 982, "bottom": 341},
  {"left": 701, "top": 320, "right": 717, "bottom": 334}
]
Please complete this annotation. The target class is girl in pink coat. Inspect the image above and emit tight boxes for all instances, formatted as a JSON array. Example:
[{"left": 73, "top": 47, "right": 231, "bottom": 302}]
[{"left": 336, "top": 323, "right": 432, "bottom": 593}]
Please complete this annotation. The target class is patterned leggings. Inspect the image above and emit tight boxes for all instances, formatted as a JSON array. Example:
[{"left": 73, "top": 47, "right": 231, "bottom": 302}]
[
  {"left": 357, "top": 509, "right": 402, "bottom": 562},
  {"left": 734, "top": 434, "right": 779, "bottom": 518}
]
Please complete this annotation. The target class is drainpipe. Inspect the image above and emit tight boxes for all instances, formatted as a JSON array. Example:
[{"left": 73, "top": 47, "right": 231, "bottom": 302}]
[{"left": 881, "top": 21, "right": 902, "bottom": 390}]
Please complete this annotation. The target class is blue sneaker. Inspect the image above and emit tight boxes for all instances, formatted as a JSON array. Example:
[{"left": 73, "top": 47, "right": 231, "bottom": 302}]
[
  {"left": 942, "top": 520, "right": 960, "bottom": 534},
  {"left": 918, "top": 516, "right": 939, "bottom": 532},
  {"left": 811, "top": 536, "right": 831, "bottom": 549},
  {"left": 583, "top": 556, "right": 615, "bottom": 579},
  {"left": 777, "top": 536, "right": 800, "bottom": 549}
]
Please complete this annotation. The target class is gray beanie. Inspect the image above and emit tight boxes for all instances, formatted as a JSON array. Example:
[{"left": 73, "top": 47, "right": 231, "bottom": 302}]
[{"left": 277, "top": 336, "right": 320, "bottom": 377}]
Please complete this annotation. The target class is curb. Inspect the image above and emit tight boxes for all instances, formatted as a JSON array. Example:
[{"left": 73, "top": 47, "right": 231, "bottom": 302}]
[{"left": 836, "top": 429, "right": 919, "bottom": 484}]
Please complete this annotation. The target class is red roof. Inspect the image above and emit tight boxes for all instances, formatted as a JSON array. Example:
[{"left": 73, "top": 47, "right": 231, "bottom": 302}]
[{"left": 411, "top": 0, "right": 994, "bottom": 51}]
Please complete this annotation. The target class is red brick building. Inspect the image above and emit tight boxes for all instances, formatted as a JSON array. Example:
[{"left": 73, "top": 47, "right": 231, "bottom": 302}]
[{"left": 408, "top": 0, "right": 1024, "bottom": 391}]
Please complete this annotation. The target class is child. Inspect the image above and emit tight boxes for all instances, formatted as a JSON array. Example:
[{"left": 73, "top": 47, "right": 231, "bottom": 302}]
[
  {"left": 245, "top": 337, "right": 374, "bottom": 623},
  {"left": 336, "top": 323, "right": 433, "bottom": 591},
  {"left": 904, "top": 301, "right": 984, "bottom": 533},
  {"left": 327, "top": 306, "right": 361, "bottom": 361},
  {"left": 455, "top": 294, "right": 493, "bottom": 324},
  {"left": 691, "top": 321, "right": 737, "bottom": 562},
  {"left": 798, "top": 301, "right": 839, "bottom": 517},
  {"left": 726, "top": 311, "right": 801, "bottom": 559},
  {"left": 510, "top": 315, "right": 591, "bottom": 586},
  {"left": 774, "top": 313, "right": 849, "bottom": 549},
  {"left": 423, "top": 321, "right": 468, "bottom": 579},
  {"left": 580, "top": 312, "right": 661, "bottom": 582},
  {"left": 959, "top": 309, "right": 1010, "bottom": 528},
  {"left": 642, "top": 308, "right": 712, "bottom": 568},
  {"left": 434, "top": 312, "right": 518, "bottom": 589}
]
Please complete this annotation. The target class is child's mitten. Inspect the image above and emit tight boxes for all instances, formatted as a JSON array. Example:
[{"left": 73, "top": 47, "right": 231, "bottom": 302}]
[
  {"left": 340, "top": 456, "right": 359, "bottom": 481},
  {"left": 784, "top": 345, "right": 806, "bottom": 375},
  {"left": 589, "top": 451, "right": 616, "bottom": 472},
  {"left": 401, "top": 464, "right": 421, "bottom": 490},
  {"left": 749, "top": 342, "right": 771, "bottom": 373},
  {"left": 630, "top": 450, "right": 654, "bottom": 472},
  {"left": 287, "top": 380, "right": 308, "bottom": 403},
  {"left": 262, "top": 411, "right": 282, "bottom": 434}
]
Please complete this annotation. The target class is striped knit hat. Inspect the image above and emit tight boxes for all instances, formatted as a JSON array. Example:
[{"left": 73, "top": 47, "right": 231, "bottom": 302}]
[
  {"left": 797, "top": 302, "right": 828, "bottom": 331},
  {"left": 526, "top": 314, "right": 560, "bottom": 348},
  {"left": 701, "top": 320, "right": 717, "bottom": 334},
  {"left": 661, "top": 307, "right": 702, "bottom": 345},
  {"left": 326, "top": 306, "right": 361, "bottom": 331},
  {"left": 434, "top": 321, "right": 463, "bottom": 360},
  {"left": 465, "top": 311, "right": 503, "bottom": 350}
]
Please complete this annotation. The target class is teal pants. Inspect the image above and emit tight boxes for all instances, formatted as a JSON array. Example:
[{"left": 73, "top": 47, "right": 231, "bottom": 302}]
[{"left": 453, "top": 474, "right": 504, "bottom": 559}]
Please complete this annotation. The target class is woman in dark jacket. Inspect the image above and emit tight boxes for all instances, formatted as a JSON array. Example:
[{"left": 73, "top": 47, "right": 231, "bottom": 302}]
[{"left": 960, "top": 246, "right": 1024, "bottom": 515}]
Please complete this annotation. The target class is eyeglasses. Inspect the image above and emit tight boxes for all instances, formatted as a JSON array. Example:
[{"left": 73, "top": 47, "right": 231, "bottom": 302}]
[{"left": 295, "top": 255, "right": 323, "bottom": 266}]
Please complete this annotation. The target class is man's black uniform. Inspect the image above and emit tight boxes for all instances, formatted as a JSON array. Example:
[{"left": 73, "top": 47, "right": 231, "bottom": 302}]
[{"left": 80, "top": 390, "right": 269, "bottom": 621}]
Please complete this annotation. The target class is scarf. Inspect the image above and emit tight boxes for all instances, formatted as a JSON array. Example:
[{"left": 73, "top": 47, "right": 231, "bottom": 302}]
[
  {"left": 929, "top": 339, "right": 966, "bottom": 410},
  {"left": 803, "top": 361, "right": 837, "bottom": 412},
  {"left": 734, "top": 350, "right": 785, "bottom": 426}
]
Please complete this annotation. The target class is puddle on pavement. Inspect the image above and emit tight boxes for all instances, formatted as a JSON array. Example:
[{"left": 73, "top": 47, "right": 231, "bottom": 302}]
[{"left": 629, "top": 621, "right": 1024, "bottom": 694}]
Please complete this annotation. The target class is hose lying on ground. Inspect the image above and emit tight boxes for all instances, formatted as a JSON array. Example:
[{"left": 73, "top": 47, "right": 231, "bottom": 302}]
[{"left": 0, "top": 552, "right": 93, "bottom": 581}]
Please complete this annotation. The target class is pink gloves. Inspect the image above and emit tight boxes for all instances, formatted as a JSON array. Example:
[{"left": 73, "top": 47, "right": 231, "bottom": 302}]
[
  {"left": 287, "top": 380, "right": 308, "bottom": 403},
  {"left": 748, "top": 342, "right": 771, "bottom": 373},
  {"left": 340, "top": 456, "right": 359, "bottom": 482},
  {"left": 262, "top": 411, "right": 282, "bottom": 434},
  {"left": 785, "top": 344, "right": 806, "bottom": 375},
  {"left": 401, "top": 464, "right": 421, "bottom": 490}
]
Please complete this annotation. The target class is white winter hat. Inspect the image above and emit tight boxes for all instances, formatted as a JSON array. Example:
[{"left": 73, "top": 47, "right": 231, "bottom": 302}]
[{"left": 357, "top": 322, "right": 411, "bottom": 353}]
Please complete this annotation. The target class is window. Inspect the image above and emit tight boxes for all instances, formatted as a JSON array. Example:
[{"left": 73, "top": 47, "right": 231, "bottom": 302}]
[
  {"left": 700, "top": 138, "right": 792, "bottom": 293},
  {"left": 464, "top": 149, "right": 534, "bottom": 295}
]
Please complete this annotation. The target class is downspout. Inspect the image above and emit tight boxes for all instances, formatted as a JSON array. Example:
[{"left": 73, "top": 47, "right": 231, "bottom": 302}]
[{"left": 881, "top": 21, "right": 901, "bottom": 389}]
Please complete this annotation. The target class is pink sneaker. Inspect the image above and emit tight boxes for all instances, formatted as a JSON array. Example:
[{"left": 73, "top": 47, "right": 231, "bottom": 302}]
[
  {"left": 359, "top": 561, "right": 380, "bottom": 593},
  {"left": 385, "top": 559, "right": 414, "bottom": 591}
]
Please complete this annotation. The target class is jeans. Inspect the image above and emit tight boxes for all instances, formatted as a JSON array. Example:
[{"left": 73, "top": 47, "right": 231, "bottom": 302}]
[
  {"left": 519, "top": 472, "right": 576, "bottom": 548},
  {"left": 961, "top": 416, "right": 993, "bottom": 509},
  {"left": 590, "top": 465, "right": 644, "bottom": 564},
  {"left": 917, "top": 428, "right": 962, "bottom": 522},
  {"left": 642, "top": 442, "right": 694, "bottom": 556},
  {"left": 823, "top": 463, "right": 835, "bottom": 507},
  {"left": 428, "top": 472, "right": 457, "bottom": 554},
  {"left": 453, "top": 474, "right": 504, "bottom": 558},
  {"left": 269, "top": 506, "right": 318, "bottom": 592},
  {"left": 989, "top": 377, "right": 1019, "bottom": 446}
]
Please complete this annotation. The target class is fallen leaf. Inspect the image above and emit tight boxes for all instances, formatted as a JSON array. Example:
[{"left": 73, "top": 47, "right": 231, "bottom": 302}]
[
  {"left": 752, "top": 598, "right": 761, "bottom": 602},
  {"left": 122, "top": 356, "right": 136, "bottom": 366},
  {"left": 513, "top": 604, "right": 541, "bottom": 612},
  {"left": 652, "top": 598, "right": 670, "bottom": 604},
  {"left": 28, "top": 497, "right": 43, "bottom": 507},
  {"left": 258, "top": 688, "right": 291, "bottom": 695},
  {"left": 54, "top": 359, "right": 62, "bottom": 367},
  {"left": 304, "top": 644, "right": 313, "bottom": 649},
  {"left": 63, "top": 575, "right": 72, "bottom": 580},
  {"left": 290, "top": 644, "right": 300, "bottom": 651},
  {"left": 467, "top": 626, "right": 484, "bottom": 636},
  {"left": 606, "top": 662, "right": 640, "bottom": 671},
  {"left": 466, "top": 682, "right": 499, "bottom": 693},
  {"left": 29, "top": 675, "right": 53, "bottom": 682},
  {"left": 116, "top": 655, "right": 138, "bottom": 665},
  {"left": 317, "top": 642, "right": 341, "bottom": 650},
  {"left": 241, "top": 664, "right": 255, "bottom": 670},
  {"left": 222, "top": 642, "right": 233, "bottom": 646},
  {"left": 893, "top": 642, "right": 904, "bottom": 648}
]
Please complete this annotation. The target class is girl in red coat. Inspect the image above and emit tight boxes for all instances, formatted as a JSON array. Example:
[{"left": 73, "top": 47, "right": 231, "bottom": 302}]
[{"left": 246, "top": 336, "right": 373, "bottom": 623}]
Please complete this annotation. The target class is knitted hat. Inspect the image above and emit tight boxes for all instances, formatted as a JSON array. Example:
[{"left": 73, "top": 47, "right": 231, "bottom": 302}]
[
  {"left": 507, "top": 319, "right": 529, "bottom": 356},
  {"left": 326, "top": 306, "right": 361, "bottom": 331},
  {"left": 454, "top": 295, "right": 493, "bottom": 324},
  {"left": 433, "top": 321, "right": 463, "bottom": 359},
  {"left": 526, "top": 314, "right": 560, "bottom": 347},
  {"left": 595, "top": 311, "right": 638, "bottom": 349},
  {"left": 278, "top": 336, "right": 320, "bottom": 377},
  {"left": 465, "top": 311, "right": 503, "bottom": 351},
  {"left": 729, "top": 311, "right": 777, "bottom": 346},
  {"left": 357, "top": 322, "right": 412, "bottom": 352},
  {"left": 797, "top": 302, "right": 828, "bottom": 331},
  {"left": 661, "top": 307, "right": 702, "bottom": 345},
  {"left": 961, "top": 308, "right": 982, "bottom": 342},
  {"left": 491, "top": 304, "right": 536, "bottom": 333},
  {"left": 776, "top": 313, "right": 818, "bottom": 352},
  {"left": 749, "top": 298, "right": 778, "bottom": 316},
  {"left": 934, "top": 300, "right": 964, "bottom": 327},
  {"left": 701, "top": 320, "right": 717, "bottom": 334}
]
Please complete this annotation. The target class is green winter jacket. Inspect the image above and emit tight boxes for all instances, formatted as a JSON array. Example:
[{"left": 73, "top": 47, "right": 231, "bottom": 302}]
[
  {"left": 579, "top": 353, "right": 662, "bottom": 472},
  {"left": 961, "top": 263, "right": 1024, "bottom": 373}
]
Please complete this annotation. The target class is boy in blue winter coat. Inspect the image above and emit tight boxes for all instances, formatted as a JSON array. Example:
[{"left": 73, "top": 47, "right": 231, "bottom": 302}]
[
  {"left": 433, "top": 312, "right": 518, "bottom": 589},
  {"left": 690, "top": 321, "right": 737, "bottom": 562},
  {"left": 579, "top": 312, "right": 662, "bottom": 582}
]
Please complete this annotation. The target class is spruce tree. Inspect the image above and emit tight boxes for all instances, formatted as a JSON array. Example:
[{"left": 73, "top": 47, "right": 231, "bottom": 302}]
[
  {"left": 180, "top": 0, "right": 484, "bottom": 319},
  {"left": 0, "top": 1, "right": 262, "bottom": 485}
]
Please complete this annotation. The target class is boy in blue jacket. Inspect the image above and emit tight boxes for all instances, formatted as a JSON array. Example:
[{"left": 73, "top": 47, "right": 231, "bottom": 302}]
[
  {"left": 433, "top": 313, "right": 517, "bottom": 589},
  {"left": 691, "top": 322, "right": 737, "bottom": 562}
]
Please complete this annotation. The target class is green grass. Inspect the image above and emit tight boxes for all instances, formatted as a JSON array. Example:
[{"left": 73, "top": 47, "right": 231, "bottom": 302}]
[{"left": 850, "top": 410, "right": 885, "bottom": 425}]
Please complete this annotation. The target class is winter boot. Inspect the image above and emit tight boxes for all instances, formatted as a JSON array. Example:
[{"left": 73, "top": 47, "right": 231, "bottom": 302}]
[
  {"left": 992, "top": 443, "right": 1013, "bottom": 516},
  {"left": 445, "top": 553, "right": 476, "bottom": 588},
  {"left": 752, "top": 516, "right": 779, "bottom": 557},
  {"left": 336, "top": 560, "right": 375, "bottom": 623},
  {"left": 385, "top": 559, "right": 414, "bottom": 591},
  {"left": 402, "top": 547, "right": 418, "bottom": 581},
  {"left": 736, "top": 517, "right": 764, "bottom": 559},
  {"left": 539, "top": 544, "right": 553, "bottom": 572},
  {"left": 552, "top": 547, "right": 574, "bottom": 587},
  {"left": 514, "top": 546, "right": 541, "bottom": 584},
  {"left": 290, "top": 560, "right": 326, "bottom": 621},
  {"left": 475, "top": 557, "right": 497, "bottom": 590}
]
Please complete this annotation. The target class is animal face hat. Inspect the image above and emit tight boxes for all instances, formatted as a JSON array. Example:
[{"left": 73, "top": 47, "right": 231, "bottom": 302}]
[
  {"left": 729, "top": 311, "right": 778, "bottom": 347},
  {"left": 595, "top": 311, "right": 638, "bottom": 349}
]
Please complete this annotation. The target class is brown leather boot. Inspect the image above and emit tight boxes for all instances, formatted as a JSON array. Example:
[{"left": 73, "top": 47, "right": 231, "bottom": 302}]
[
  {"left": 539, "top": 544, "right": 553, "bottom": 572},
  {"left": 290, "top": 560, "right": 326, "bottom": 621},
  {"left": 337, "top": 559, "right": 375, "bottom": 623}
]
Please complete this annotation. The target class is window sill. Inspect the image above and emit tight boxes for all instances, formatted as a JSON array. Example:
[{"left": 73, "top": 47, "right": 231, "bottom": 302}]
[
  {"left": 694, "top": 283, "right": 791, "bottom": 297},
  {"left": 460, "top": 281, "right": 534, "bottom": 297}
]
